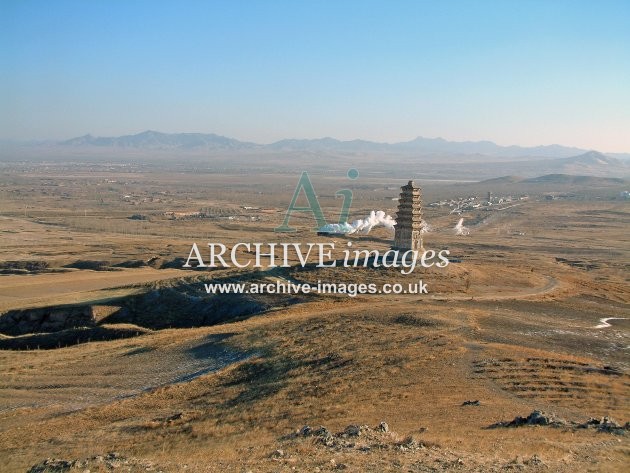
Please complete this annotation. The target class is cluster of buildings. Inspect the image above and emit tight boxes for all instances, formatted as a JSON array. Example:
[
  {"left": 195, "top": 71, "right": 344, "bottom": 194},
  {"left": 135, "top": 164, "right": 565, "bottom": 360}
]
[
  {"left": 163, "top": 205, "right": 275, "bottom": 221},
  {"left": 428, "top": 192, "right": 528, "bottom": 215}
]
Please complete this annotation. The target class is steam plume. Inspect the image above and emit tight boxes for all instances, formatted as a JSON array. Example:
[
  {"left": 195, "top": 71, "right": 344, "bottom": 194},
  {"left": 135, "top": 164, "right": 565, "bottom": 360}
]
[
  {"left": 319, "top": 210, "right": 396, "bottom": 235},
  {"left": 454, "top": 218, "right": 470, "bottom": 236}
]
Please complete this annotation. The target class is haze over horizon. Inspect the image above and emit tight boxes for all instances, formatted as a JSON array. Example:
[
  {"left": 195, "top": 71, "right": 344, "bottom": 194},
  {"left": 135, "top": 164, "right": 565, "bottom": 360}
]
[
  {"left": 37, "top": 129, "right": 628, "bottom": 156},
  {"left": 2, "top": 0, "right": 629, "bottom": 152},
  {"left": 10, "top": 129, "right": 627, "bottom": 155}
]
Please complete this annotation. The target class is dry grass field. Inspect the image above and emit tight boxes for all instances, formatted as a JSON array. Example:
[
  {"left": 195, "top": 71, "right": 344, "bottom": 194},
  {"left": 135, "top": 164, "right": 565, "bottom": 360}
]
[{"left": 0, "top": 162, "right": 628, "bottom": 472}]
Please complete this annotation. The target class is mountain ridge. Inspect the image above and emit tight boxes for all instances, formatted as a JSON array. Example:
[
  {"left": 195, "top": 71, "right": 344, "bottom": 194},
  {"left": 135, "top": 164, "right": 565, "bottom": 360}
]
[
  {"left": 57, "top": 130, "right": 605, "bottom": 158},
  {"left": 61, "top": 130, "right": 259, "bottom": 150},
  {"left": 479, "top": 171, "right": 626, "bottom": 186}
]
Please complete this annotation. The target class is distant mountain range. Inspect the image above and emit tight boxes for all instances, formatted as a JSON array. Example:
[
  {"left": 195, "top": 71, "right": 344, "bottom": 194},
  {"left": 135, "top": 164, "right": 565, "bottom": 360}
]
[
  {"left": 480, "top": 172, "right": 626, "bottom": 186},
  {"left": 61, "top": 130, "right": 257, "bottom": 150},
  {"left": 57, "top": 130, "right": 617, "bottom": 159},
  {"left": 3, "top": 131, "right": 626, "bottom": 178},
  {"left": 463, "top": 151, "right": 628, "bottom": 179}
]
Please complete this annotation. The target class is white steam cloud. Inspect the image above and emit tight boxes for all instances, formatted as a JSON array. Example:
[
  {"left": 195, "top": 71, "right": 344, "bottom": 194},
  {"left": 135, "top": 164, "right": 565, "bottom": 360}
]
[
  {"left": 319, "top": 210, "right": 396, "bottom": 235},
  {"left": 454, "top": 218, "right": 470, "bottom": 236}
]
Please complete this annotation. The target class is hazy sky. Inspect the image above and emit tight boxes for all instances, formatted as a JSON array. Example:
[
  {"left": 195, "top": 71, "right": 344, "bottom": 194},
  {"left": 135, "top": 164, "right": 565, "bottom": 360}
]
[{"left": 1, "top": 0, "right": 629, "bottom": 152}]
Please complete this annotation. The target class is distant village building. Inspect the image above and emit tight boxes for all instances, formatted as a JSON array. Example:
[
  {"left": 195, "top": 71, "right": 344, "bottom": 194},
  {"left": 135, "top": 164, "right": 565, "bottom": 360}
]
[{"left": 393, "top": 180, "right": 423, "bottom": 251}]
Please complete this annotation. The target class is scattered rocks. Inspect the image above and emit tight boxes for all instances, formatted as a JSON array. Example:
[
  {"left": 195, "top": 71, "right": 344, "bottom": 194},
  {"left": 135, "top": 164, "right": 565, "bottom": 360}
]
[
  {"left": 577, "top": 417, "right": 629, "bottom": 435},
  {"left": 290, "top": 422, "right": 430, "bottom": 453},
  {"left": 312, "top": 426, "right": 332, "bottom": 438},
  {"left": 491, "top": 411, "right": 629, "bottom": 435},
  {"left": 396, "top": 435, "right": 424, "bottom": 452},
  {"left": 490, "top": 410, "right": 566, "bottom": 428},
  {"left": 27, "top": 458, "right": 74, "bottom": 473},
  {"left": 462, "top": 400, "right": 481, "bottom": 406},
  {"left": 343, "top": 424, "right": 362, "bottom": 437},
  {"left": 27, "top": 452, "right": 162, "bottom": 473}
]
